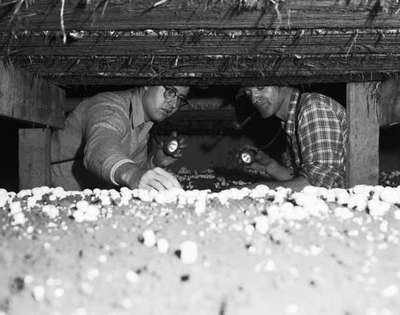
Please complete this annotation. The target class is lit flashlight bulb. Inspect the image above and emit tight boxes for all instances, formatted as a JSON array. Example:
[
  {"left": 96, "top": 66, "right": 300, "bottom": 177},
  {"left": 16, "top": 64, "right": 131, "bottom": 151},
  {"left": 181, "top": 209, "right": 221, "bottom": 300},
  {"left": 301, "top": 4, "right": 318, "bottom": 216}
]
[
  {"left": 239, "top": 148, "right": 255, "bottom": 165},
  {"left": 164, "top": 137, "right": 179, "bottom": 156},
  {"left": 168, "top": 139, "right": 179, "bottom": 153}
]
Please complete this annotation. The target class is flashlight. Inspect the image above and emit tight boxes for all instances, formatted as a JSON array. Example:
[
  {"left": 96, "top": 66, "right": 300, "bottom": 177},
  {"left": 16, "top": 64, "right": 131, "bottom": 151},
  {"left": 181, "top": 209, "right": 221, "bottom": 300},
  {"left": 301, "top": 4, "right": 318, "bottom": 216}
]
[
  {"left": 238, "top": 147, "right": 258, "bottom": 165},
  {"left": 163, "top": 136, "right": 180, "bottom": 157}
]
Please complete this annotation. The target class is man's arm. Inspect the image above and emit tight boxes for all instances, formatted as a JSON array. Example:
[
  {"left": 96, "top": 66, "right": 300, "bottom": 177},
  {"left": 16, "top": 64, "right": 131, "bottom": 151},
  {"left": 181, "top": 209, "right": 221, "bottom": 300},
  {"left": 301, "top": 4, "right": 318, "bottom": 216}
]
[
  {"left": 247, "top": 155, "right": 310, "bottom": 191},
  {"left": 83, "top": 93, "right": 181, "bottom": 191},
  {"left": 83, "top": 93, "right": 141, "bottom": 184},
  {"left": 297, "top": 101, "right": 346, "bottom": 188},
  {"left": 241, "top": 148, "right": 310, "bottom": 190},
  {"left": 113, "top": 162, "right": 181, "bottom": 191}
]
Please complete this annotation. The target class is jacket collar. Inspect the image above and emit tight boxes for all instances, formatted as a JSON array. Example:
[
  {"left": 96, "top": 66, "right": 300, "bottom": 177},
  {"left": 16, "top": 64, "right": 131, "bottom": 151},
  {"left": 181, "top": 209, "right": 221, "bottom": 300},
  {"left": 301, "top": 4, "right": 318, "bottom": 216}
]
[
  {"left": 283, "top": 88, "right": 300, "bottom": 137},
  {"left": 131, "top": 88, "right": 153, "bottom": 130}
]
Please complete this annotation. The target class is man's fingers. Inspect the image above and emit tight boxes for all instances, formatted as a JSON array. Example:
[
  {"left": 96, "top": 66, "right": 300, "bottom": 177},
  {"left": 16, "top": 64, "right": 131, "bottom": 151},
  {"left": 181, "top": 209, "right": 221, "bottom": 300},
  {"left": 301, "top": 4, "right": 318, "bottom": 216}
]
[
  {"left": 148, "top": 180, "right": 168, "bottom": 192},
  {"left": 138, "top": 182, "right": 159, "bottom": 193},
  {"left": 152, "top": 166, "right": 173, "bottom": 177},
  {"left": 177, "top": 137, "right": 187, "bottom": 151},
  {"left": 179, "top": 142, "right": 187, "bottom": 149},
  {"left": 157, "top": 137, "right": 165, "bottom": 148},
  {"left": 255, "top": 150, "right": 268, "bottom": 158},
  {"left": 243, "top": 162, "right": 268, "bottom": 174},
  {"left": 158, "top": 168, "right": 182, "bottom": 188},
  {"left": 139, "top": 172, "right": 167, "bottom": 191},
  {"left": 143, "top": 167, "right": 181, "bottom": 191},
  {"left": 141, "top": 175, "right": 169, "bottom": 192},
  {"left": 254, "top": 151, "right": 272, "bottom": 164},
  {"left": 153, "top": 167, "right": 182, "bottom": 188},
  {"left": 251, "top": 162, "right": 267, "bottom": 171},
  {"left": 173, "top": 151, "right": 183, "bottom": 158}
]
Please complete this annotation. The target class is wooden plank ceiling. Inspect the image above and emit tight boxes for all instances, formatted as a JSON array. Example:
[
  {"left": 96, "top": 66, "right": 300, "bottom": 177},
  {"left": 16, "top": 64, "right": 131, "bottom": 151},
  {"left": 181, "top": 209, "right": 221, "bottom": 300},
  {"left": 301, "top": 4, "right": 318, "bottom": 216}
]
[{"left": 0, "top": 0, "right": 400, "bottom": 86}]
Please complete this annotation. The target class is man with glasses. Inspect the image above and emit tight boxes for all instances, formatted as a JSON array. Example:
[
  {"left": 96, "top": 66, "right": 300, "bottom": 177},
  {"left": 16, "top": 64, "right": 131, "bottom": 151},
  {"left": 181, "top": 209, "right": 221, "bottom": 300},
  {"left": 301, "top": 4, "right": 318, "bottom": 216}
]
[{"left": 51, "top": 86, "right": 190, "bottom": 191}]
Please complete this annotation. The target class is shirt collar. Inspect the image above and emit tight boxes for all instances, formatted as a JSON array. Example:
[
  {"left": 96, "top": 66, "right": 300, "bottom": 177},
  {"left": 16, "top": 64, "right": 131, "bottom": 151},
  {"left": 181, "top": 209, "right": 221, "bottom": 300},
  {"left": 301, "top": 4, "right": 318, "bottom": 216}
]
[
  {"left": 131, "top": 88, "right": 153, "bottom": 129},
  {"left": 283, "top": 88, "right": 300, "bottom": 137}
]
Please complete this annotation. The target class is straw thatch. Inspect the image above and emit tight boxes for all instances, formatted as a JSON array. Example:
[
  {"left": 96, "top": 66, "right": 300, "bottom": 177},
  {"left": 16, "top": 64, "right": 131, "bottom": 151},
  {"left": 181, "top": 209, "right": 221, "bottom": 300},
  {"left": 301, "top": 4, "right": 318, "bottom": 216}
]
[{"left": 1, "top": 0, "right": 400, "bottom": 86}]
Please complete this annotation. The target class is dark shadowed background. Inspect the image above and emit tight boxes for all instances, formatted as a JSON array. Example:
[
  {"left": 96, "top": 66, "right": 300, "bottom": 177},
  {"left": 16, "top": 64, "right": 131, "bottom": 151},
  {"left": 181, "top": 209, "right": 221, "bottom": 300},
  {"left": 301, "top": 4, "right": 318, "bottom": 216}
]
[{"left": 1, "top": 83, "right": 399, "bottom": 191}]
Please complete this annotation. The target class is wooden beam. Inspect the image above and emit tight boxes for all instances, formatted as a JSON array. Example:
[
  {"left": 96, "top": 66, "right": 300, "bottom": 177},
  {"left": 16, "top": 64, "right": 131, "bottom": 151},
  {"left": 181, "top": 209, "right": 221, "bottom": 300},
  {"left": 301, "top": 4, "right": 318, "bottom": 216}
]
[
  {"left": 32, "top": 73, "right": 394, "bottom": 87},
  {"left": 18, "top": 128, "right": 51, "bottom": 189},
  {"left": 346, "top": 82, "right": 380, "bottom": 187},
  {"left": 1, "top": 0, "right": 399, "bottom": 30},
  {"left": 8, "top": 53, "right": 399, "bottom": 86},
  {"left": 2, "top": 29, "right": 398, "bottom": 57},
  {"left": 0, "top": 62, "right": 65, "bottom": 127},
  {"left": 1, "top": 1, "right": 400, "bottom": 86}
]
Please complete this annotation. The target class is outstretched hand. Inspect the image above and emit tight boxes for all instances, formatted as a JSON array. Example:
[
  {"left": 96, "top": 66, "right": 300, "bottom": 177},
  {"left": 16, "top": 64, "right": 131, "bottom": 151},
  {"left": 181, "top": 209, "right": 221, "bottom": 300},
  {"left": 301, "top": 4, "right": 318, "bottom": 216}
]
[
  {"left": 241, "top": 146, "right": 293, "bottom": 181},
  {"left": 115, "top": 163, "right": 182, "bottom": 192},
  {"left": 136, "top": 167, "right": 182, "bottom": 192}
]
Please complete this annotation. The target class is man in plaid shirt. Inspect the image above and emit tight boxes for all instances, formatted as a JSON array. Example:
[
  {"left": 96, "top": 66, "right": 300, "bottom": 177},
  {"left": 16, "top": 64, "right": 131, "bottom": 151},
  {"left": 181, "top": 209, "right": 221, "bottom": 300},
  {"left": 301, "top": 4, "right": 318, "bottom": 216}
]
[{"left": 240, "top": 86, "right": 348, "bottom": 190}]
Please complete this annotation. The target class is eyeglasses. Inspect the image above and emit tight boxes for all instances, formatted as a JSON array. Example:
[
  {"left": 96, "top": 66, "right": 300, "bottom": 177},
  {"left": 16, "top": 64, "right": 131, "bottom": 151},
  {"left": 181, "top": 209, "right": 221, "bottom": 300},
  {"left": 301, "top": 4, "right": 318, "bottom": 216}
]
[
  {"left": 241, "top": 87, "right": 266, "bottom": 96},
  {"left": 163, "top": 86, "right": 190, "bottom": 108}
]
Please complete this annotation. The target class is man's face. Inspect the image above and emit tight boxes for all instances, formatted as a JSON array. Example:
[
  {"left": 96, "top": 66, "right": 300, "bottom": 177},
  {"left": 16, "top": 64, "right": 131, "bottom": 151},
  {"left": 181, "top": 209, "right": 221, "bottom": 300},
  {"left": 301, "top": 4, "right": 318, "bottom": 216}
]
[
  {"left": 243, "top": 86, "right": 281, "bottom": 118},
  {"left": 143, "top": 86, "right": 190, "bottom": 122}
]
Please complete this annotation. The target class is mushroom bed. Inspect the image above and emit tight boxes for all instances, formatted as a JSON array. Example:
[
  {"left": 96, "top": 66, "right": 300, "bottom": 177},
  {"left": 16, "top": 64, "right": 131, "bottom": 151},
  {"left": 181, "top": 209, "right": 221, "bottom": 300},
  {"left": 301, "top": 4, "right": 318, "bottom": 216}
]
[{"left": 0, "top": 184, "right": 400, "bottom": 315}]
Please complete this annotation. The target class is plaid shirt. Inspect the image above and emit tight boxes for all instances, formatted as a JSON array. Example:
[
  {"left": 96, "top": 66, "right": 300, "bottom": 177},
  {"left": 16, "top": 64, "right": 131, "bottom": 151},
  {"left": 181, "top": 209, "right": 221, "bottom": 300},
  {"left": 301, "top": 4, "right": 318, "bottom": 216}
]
[{"left": 282, "top": 89, "right": 348, "bottom": 188}]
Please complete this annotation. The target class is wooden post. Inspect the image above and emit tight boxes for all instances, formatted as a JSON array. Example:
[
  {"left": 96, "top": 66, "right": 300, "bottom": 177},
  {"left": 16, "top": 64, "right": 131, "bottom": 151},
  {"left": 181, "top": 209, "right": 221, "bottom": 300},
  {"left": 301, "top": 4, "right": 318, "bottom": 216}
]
[
  {"left": 18, "top": 129, "right": 51, "bottom": 189},
  {"left": 0, "top": 62, "right": 65, "bottom": 189},
  {"left": 0, "top": 62, "right": 64, "bottom": 127},
  {"left": 346, "top": 82, "right": 380, "bottom": 187},
  {"left": 376, "top": 79, "right": 400, "bottom": 127}
]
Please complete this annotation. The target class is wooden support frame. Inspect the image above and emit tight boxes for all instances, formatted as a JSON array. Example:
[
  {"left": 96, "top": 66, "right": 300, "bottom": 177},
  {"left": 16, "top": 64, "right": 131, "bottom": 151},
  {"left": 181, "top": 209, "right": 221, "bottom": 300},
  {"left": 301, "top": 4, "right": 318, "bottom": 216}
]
[
  {"left": 346, "top": 82, "right": 380, "bottom": 187},
  {"left": 0, "top": 62, "right": 64, "bottom": 127},
  {"left": 2, "top": 0, "right": 400, "bottom": 86},
  {"left": 0, "top": 61, "right": 65, "bottom": 189},
  {"left": 376, "top": 79, "right": 400, "bottom": 127},
  {"left": 18, "top": 129, "right": 51, "bottom": 189}
]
